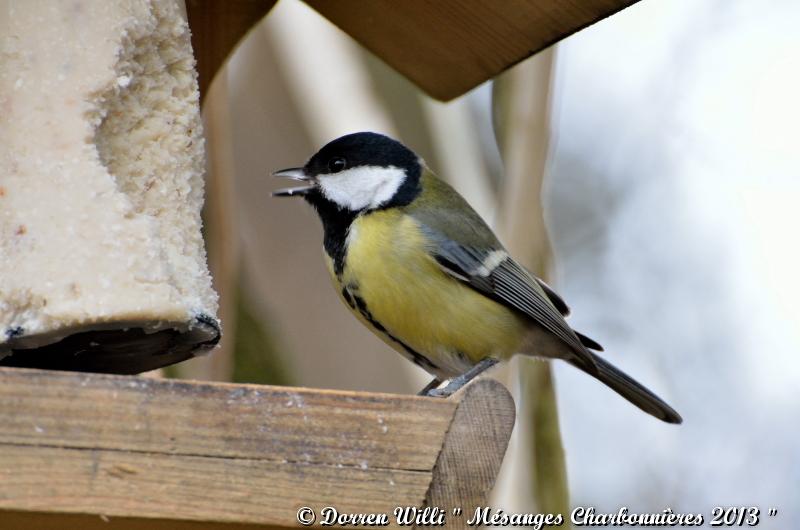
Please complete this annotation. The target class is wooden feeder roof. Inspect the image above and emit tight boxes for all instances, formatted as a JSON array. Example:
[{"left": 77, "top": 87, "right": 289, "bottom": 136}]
[{"left": 187, "top": 0, "right": 640, "bottom": 101}]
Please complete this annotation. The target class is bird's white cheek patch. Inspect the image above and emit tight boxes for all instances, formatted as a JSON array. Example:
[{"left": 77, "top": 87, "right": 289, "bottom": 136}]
[{"left": 318, "top": 166, "right": 406, "bottom": 211}]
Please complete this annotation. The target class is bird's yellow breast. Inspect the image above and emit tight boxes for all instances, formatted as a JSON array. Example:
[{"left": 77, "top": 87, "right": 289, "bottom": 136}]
[{"left": 326, "top": 209, "right": 527, "bottom": 378}]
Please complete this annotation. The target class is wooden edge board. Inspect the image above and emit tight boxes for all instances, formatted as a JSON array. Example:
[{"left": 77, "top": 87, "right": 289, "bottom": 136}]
[
  {"left": 0, "top": 510, "right": 282, "bottom": 530},
  {"left": 420, "top": 378, "right": 516, "bottom": 529},
  {"left": 0, "top": 368, "right": 516, "bottom": 528},
  {"left": 0, "top": 510, "right": 280, "bottom": 530},
  {"left": 0, "top": 444, "right": 430, "bottom": 526},
  {"left": 0, "top": 367, "right": 454, "bottom": 471}
]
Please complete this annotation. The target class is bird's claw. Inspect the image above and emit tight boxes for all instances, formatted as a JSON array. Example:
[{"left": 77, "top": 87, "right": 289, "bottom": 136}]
[{"left": 425, "top": 387, "right": 453, "bottom": 398}]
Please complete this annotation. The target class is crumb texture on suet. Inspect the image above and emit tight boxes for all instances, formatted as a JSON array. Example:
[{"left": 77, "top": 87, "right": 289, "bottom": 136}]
[{"left": 0, "top": 0, "right": 218, "bottom": 353}]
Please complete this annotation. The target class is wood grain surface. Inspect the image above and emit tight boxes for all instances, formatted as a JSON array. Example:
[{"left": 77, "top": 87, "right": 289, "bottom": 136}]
[
  {"left": 0, "top": 368, "right": 514, "bottom": 528},
  {"left": 186, "top": 0, "right": 639, "bottom": 102},
  {"left": 305, "top": 0, "right": 639, "bottom": 101},
  {"left": 186, "top": 0, "right": 278, "bottom": 98},
  {"left": 423, "top": 379, "right": 516, "bottom": 529}
]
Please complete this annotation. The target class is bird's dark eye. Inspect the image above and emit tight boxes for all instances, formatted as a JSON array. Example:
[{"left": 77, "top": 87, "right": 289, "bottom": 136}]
[{"left": 328, "top": 157, "right": 347, "bottom": 173}]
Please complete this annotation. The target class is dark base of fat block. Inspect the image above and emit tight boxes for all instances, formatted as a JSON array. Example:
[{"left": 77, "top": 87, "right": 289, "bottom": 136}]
[{"left": 0, "top": 315, "right": 220, "bottom": 374}]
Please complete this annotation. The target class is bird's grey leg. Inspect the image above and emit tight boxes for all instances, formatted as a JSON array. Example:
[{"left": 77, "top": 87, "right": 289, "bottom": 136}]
[
  {"left": 417, "top": 377, "right": 443, "bottom": 396},
  {"left": 426, "top": 358, "right": 499, "bottom": 398}
]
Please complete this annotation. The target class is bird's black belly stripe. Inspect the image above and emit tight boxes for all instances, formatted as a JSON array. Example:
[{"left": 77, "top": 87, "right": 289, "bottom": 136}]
[
  {"left": 341, "top": 287, "right": 356, "bottom": 309},
  {"left": 348, "top": 292, "right": 437, "bottom": 371},
  {"left": 304, "top": 191, "right": 358, "bottom": 277}
]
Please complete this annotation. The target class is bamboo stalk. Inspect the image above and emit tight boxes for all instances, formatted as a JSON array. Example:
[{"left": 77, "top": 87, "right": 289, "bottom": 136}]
[
  {"left": 491, "top": 49, "right": 571, "bottom": 518},
  {"left": 419, "top": 97, "right": 497, "bottom": 221}
]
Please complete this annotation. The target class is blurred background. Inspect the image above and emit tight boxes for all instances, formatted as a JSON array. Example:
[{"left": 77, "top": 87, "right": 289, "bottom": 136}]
[{"left": 174, "top": 0, "right": 800, "bottom": 520}]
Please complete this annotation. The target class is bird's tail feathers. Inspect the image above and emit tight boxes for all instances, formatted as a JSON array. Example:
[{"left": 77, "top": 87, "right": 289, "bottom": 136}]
[
  {"left": 568, "top": 351, "right": 682, "bottom": 424},
  {"left": 575, "top": 330, "right": 603, "bottom": 351}
]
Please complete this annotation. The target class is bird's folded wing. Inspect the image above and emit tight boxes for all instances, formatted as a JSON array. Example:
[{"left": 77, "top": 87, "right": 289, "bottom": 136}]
[
  {"left": 534, "top": 277, "right": 570, "bottom": 316},
  {"left": 428, "top": 235, "right": 598, "bottom": 373}
]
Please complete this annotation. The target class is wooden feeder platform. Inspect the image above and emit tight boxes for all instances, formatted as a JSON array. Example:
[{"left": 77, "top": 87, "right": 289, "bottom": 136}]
[{"left": 0, "top": 367, "right": 514, "bottom": 529}]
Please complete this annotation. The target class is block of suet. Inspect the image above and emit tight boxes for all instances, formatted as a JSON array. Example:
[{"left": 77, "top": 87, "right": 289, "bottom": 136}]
[{"left": 0, "top": 0, "right": 220, "bottom": 373}]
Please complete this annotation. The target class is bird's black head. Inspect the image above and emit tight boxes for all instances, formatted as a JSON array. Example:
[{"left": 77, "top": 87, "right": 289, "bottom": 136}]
[{"left": 273, "top": 132, "right": 422, "bottom": 213}]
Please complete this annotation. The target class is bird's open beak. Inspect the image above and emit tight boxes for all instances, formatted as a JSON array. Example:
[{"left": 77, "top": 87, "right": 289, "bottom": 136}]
[{"left": 272, "top": 167, "right": 316, "bottom": 197}]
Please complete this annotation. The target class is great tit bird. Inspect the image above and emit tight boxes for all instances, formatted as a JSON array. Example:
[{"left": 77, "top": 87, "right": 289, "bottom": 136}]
[{"left": 274, "top": 132, "right": 682, "bottom": 424}]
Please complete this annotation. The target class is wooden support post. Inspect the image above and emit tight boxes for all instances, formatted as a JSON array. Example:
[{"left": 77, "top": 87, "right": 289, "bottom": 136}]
[{"left": 0, "top": 368, "right": 514, "bottom": 529}]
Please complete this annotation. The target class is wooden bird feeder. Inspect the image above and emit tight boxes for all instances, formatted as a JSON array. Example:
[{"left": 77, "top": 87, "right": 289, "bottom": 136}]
[
  {"left": 0, "top": 368, "right": 514, "bottom": 529},
  {"left": 0, "top": 0, "right": 639, "bottom": 526}
]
